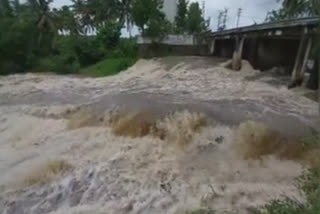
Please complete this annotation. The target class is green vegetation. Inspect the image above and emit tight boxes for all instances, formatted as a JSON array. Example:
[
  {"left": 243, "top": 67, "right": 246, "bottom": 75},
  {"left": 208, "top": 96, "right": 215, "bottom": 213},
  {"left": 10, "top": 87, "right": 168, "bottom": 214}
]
[
  {"left": 188, "top": 209, "right": 215, "bottom": 214},
  {"left": 260, "top": 136, "right": 320, "bottom": 214},
  {"left": 32, "top": 34, "right": 121, "bottom": 74},
  {"left": 268, "top": 0, "right": 320, "bottom": 21},
  {"left": 79, "top": 37, "right": 138, "bottom": 77},
  {"left": 175, "top": 0, "right": 188, "bottom": 33},
  {"left": 80, "top": 57, "right": 137, "bottom": 77},
  {"left": 175, "top": 0, "right": 209, "bottom": 34},
  {"left": 262, "top": 167, "right": 320, "bottom": 214},
  {"left": 132, "top": 0, "right": 172, "bottom": 38},
  {"left": 0, "top": 0, "right": 135, "bottom": 75},
  {"left": 0, "top": 0, "right": 139, "bottom": 76},
  {"left": 186, "top": 2, "right": 208, "bottom": 34},
  {"left": 0, "top": 0, "right": 210, "bottom": 76}
]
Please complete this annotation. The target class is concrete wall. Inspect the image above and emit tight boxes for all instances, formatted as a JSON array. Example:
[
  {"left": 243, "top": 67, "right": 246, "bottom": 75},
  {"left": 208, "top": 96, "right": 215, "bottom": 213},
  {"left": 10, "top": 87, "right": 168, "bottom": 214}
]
[
  {"left": 139, "top": 44, "right": 209, "bottom": 57},
  {"left": 137, "top": 34, "right": 209, "bottom": 57},
  {"left": 137, "top": 35, "right": 195, "bottom": 46}
]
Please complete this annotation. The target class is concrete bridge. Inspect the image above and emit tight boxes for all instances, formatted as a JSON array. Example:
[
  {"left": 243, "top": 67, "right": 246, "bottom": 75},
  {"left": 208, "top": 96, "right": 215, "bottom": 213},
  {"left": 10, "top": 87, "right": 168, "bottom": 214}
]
[{"left": 209, "top": 17, "right": 319, "bottom": 90}]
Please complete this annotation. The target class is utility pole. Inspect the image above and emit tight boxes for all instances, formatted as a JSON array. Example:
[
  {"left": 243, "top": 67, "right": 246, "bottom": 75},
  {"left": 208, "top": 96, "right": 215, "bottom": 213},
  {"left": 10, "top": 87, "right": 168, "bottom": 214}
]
[
  {"left": 202, "top": 1, "right": 206, "bottom": 17},
  {"left": 217, "top": 11, "right": 223, "bottom": 31},
  {"left": 236, "top": 8, "right": 242, "bottom": 28},
  {"left": 217, "top": 8, "right": 228, "bottom": 31},
  {"left": 222, "top": 8, "right": 228, "bottom": 30}
]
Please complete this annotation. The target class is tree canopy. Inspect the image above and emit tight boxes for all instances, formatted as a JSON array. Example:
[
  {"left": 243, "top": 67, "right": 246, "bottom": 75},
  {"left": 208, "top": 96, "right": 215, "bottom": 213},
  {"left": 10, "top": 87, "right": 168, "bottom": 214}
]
[
  {"left": 186, "top": 2, "right": 207, "bottom": 34},
  {"left": 131, "top": 0, "right": 165, "bottom": 35},
  {"left": 175, "top": 0, "right": 188, "bottom": 33},
  {"left": 268, "top": 0, "right": 320, "bottom": 21},
  {"left": 0, "top": 0, "right": 211, "bottom": 75}
]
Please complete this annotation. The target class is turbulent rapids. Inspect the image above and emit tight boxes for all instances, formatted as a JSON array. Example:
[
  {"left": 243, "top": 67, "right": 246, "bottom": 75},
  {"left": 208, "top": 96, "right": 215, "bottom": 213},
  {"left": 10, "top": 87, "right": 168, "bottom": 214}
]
[{"left": 0, "top": 57, "right": 318, "bottom": 214}]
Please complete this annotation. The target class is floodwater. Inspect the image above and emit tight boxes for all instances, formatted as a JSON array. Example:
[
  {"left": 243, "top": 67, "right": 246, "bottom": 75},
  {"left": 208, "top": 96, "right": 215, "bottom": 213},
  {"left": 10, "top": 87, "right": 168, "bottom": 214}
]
[{"left": 0, "top": 57, "right": 318, "bottom": 214}]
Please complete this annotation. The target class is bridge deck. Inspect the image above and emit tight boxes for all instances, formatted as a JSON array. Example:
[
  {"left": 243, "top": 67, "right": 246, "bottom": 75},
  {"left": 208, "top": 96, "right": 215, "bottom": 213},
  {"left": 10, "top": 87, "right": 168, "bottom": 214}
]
[{"left": 211, "top": 16, "right": 320, "bottom": 37}]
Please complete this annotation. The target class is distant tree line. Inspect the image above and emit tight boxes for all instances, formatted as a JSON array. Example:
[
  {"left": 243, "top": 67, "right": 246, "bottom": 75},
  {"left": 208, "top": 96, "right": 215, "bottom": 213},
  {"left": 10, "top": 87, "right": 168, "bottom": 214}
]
[
  {"left": 0, "top": 0, "right": 209, "bottom": 75},
  {"left": 175, "top": 0, "right": 209, "bottom": 34}
]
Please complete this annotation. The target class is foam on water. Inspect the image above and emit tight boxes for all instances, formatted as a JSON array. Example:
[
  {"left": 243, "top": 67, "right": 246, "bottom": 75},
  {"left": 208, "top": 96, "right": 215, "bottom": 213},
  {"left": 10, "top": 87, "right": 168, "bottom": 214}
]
[
  {"left": 0, "top": 57, "right": 318, "bottom": 214},
  {"left": 0, "top": 110, "right": 307, "bottom": 214}
]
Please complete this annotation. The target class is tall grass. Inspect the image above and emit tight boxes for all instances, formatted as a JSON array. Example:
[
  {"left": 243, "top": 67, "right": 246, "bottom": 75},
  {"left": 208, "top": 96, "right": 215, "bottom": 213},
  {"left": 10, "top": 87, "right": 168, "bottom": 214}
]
[
  {"left": 80, "top": 57, "right": 137, "bottom": 77},
  {"left": 261, "top": 167, "right": 320, "bottom": 214},
  {"left": 187, "top": 209, "right": 216, "bottom": 214}
]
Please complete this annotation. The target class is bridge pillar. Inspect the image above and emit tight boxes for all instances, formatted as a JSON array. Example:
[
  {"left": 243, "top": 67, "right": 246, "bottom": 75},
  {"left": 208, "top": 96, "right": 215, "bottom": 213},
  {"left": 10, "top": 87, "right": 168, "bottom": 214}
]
[
  {"left": 302, "top": 38, "right": 312, "bottom": 77},
  {"left": 210, "top": 38, "right": 216, "bottom": 55},
  {"left": 232, "top": 36, "right": 245, "bottom": 71},
  {"left": 290, "top": 29, "right": 311, "bottom": 88}
]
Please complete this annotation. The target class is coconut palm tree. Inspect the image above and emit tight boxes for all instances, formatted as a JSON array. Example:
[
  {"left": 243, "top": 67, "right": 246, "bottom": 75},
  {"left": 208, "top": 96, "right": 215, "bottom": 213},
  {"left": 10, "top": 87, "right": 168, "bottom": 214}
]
[
  {"left": 120, "top": 0, "right": 134, "bottom": 37},
  {"left": 26, "top": 0, "right": 57, "bottom": 34},
  {"left": 54, "top": 5, "right": 80, "bottom": 35},
  {"left": 278, "top": 0, "right": 320, "bottom": 17},
  {"left": 71, "top": 0, "right": 94, "bottom": 35},
  {"left": 23, "top": 0, "right": 57, "bottom": 46},
  {"left": 71, "top": 0, "right": 124, "bottom": 35},
  {"left": 0, "top": 0, "right": 13, "bottom": 17}
]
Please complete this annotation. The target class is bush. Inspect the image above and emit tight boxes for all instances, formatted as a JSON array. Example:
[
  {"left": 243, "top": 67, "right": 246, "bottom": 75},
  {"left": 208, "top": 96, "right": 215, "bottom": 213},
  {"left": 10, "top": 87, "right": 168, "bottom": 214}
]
[
  {"left": 97, "top": 22, "right": 122, "bottom": 50},
  {"left": 111, "top": 38, "right": 139, "bottom": 58},
  {"left": 73, "top": 36, "right": 106, "bottom": 66},
  {"left": 34, "top": 36, "right": 140, "bottom": 74},
  {"left": 263, "top": 199, "right": 305, "bottom": 214},
  {"left": 35, "top": 35, "right": 108, "bottom": 74},
  {"left": 299, "top": 167, "right": 320, "bottom": 206},
  {"left": 1, "top": 18, "right": 138, "bottom": 75},
  {"left": 53, "top": 35, "right": 104, "bottom": 67},
  {"left": 36, "top": 56, "right": 80, "bottom": 74},
  {"left": 0, "top": 61, "right": 24, "bottom": 75},
  {"left": 145, "top": 16, "right": 173, "bottom": 39},
  {"left": 0, "top": 17, "right": 42, "bottom": 74},
  {"left": 187, "top": 209, "right": 215, "bottom": 214}
]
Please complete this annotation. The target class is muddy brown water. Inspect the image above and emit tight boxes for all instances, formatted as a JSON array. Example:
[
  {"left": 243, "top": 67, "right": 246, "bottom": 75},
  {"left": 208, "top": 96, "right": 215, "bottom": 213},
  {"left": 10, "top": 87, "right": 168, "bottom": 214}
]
[
  {"left": 1, "top": 89, "right": 317, "bottom": 137},
  {"left": 85, "top": 93, "right": 319, "bottom": 137},
  {"left": 0, "top": 57, "right": 319, "bottom": 214}
]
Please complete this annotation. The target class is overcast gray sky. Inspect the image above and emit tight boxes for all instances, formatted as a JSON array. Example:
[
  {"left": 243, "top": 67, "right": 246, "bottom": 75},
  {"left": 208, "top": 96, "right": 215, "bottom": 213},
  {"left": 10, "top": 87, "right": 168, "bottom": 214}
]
[
  {"left": 52, "top": 0, "right": 281, "bottom": 31},
  {"left": 194, "top": 0, "right": 281, "bottom": 30}
]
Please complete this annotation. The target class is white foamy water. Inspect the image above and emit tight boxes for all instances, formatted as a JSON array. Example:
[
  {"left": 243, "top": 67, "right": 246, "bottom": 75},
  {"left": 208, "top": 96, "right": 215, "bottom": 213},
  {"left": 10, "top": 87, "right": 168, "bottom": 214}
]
[{"left": 0, "top": 57, "right": 318, "bottom": 214}]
